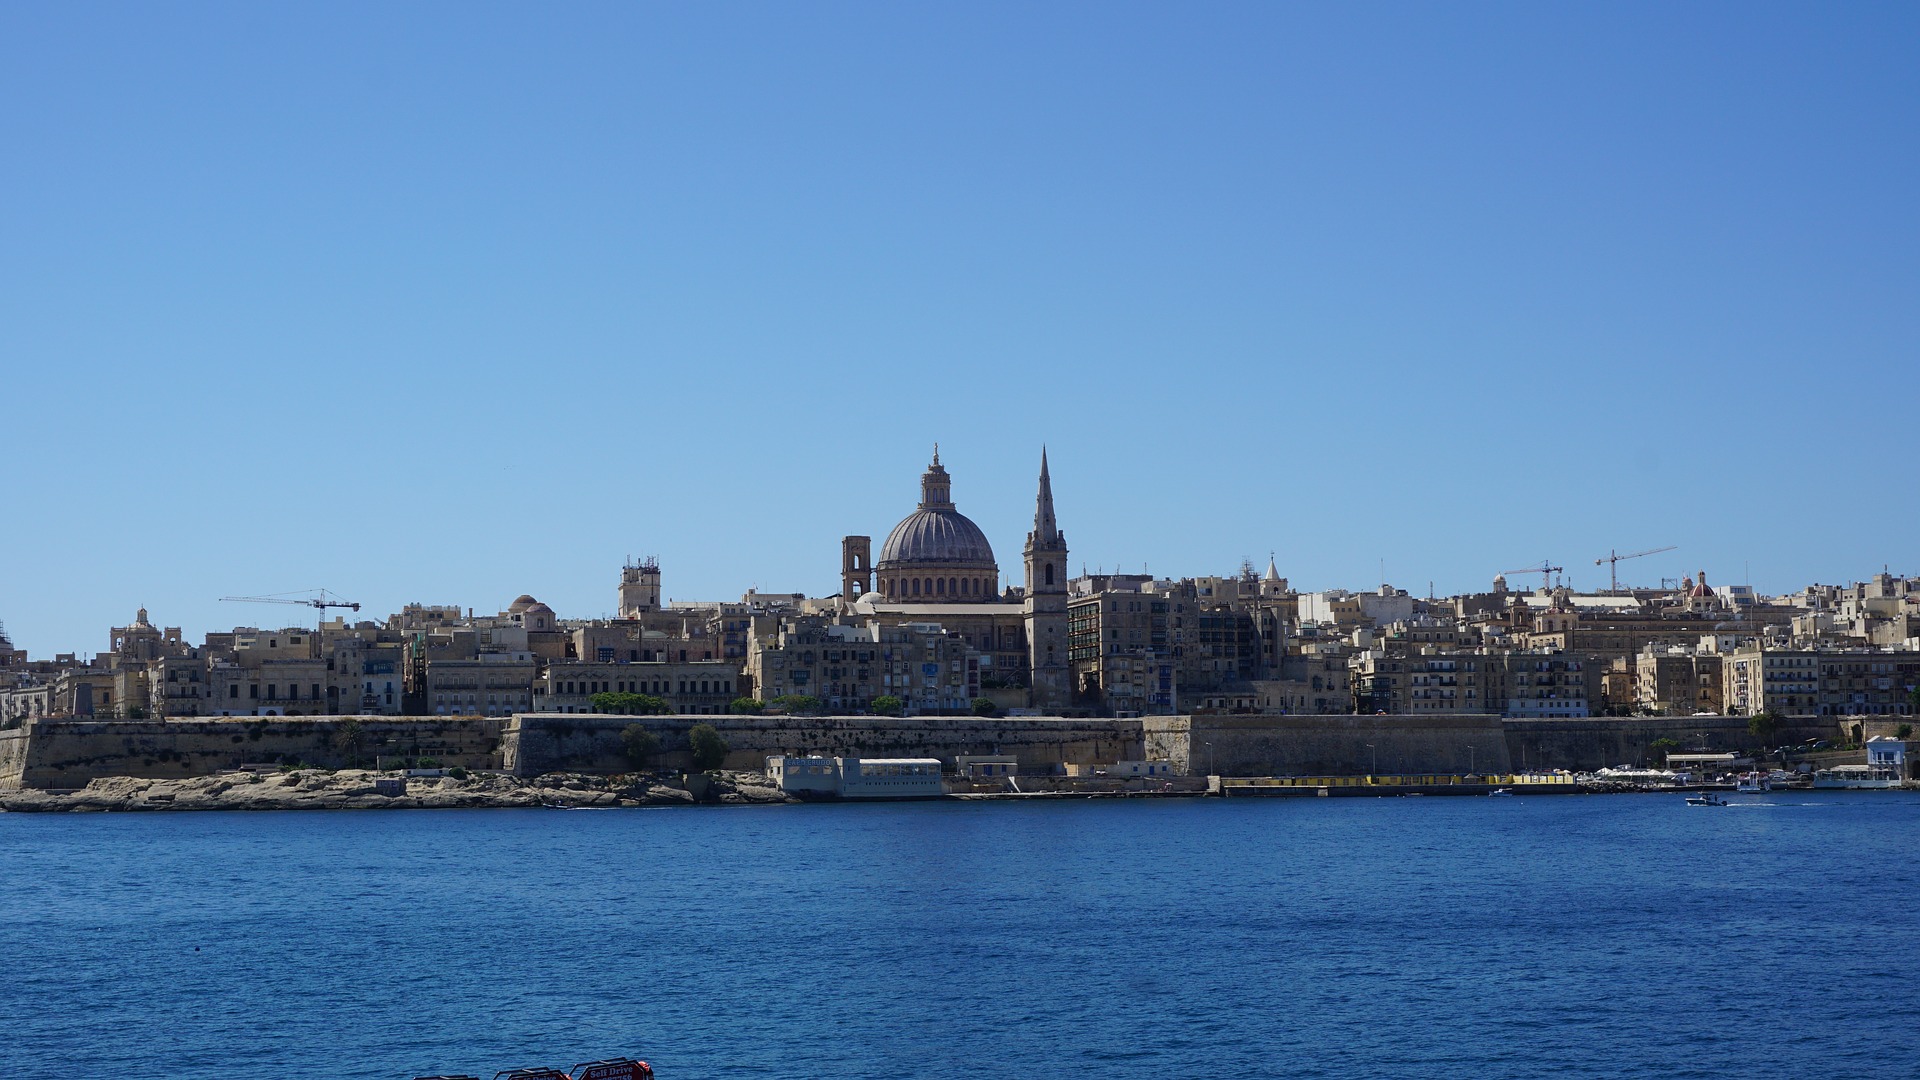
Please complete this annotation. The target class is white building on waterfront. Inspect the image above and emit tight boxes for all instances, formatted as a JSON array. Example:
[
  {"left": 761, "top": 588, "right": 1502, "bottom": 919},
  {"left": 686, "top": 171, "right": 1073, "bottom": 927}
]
[{"left": 766, "top": 755, "right": 945, "bottom": 799}]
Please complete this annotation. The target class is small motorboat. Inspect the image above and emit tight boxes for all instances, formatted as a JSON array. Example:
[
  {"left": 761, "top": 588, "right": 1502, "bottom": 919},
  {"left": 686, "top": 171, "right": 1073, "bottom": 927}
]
[
  {"left": 1488, "top": 788, "right": 1515, "bottom": 797},
  {"left": 1685, "top": 793, "right": 1729, "bottom": 807},
  {"left": 415, "top": 1058, "right": 653, "bottom": 1080}
]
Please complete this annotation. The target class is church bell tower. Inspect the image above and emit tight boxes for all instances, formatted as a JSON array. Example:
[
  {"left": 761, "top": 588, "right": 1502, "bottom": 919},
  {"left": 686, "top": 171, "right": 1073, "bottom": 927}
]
[{"left": 1024, "top": 448, "right": 1070, "bottom": 712}]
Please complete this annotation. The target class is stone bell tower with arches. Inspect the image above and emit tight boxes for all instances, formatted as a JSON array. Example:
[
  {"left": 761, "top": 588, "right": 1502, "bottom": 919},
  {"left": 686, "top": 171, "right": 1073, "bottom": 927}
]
[{"left": 1024, "top": 448, "right": 1070, "bottom": 711}]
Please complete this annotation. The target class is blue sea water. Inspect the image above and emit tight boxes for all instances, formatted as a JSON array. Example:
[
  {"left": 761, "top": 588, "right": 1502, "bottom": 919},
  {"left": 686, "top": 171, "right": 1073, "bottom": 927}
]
[{"left": 3, "top": 793, "right": 1919, "bottom": 1079}]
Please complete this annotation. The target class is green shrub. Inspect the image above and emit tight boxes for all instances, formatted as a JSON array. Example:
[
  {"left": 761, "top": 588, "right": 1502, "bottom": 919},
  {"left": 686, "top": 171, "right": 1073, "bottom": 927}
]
[
  {"left": 447, "top": 766, "right": 469, "bottom": 781},
  {"left": 971, "top": 697, "right": 998, "bottom": 717},
  {"left": 871, "top": 695, "right": 903, "bottom": 717},
  {"left": 621, "top": 724, "right": 662, "bottom": 768},
  {"left": 770, "top": 694, "right": 822, "bottom": 716},
  {"left": 728, "top": 697, "right": 765, "bottom": 715},
  {"left": 688, "top": 723, "right": 729, "bottom": 771}
]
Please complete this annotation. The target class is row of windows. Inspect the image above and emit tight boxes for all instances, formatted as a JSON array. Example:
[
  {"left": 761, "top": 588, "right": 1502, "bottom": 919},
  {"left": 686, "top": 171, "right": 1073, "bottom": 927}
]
[
  {"left": 558, "top": 678, "right": 735, "bottom": 696},
  {"left": 229, "top": 683, "right": 324, "bottom": 700},
  {"left": 883, "top": 575, "right": 995, "bottom": 598}
]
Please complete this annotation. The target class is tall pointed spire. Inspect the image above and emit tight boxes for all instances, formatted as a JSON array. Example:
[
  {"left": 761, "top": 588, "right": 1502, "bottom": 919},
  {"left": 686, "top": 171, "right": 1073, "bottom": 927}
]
[
  {"left": 1032, "top": 446, "right": 1059, "bottom": 544},
  {"left": 1023, "top": 445, "right": 1069, "bottom": 712}
]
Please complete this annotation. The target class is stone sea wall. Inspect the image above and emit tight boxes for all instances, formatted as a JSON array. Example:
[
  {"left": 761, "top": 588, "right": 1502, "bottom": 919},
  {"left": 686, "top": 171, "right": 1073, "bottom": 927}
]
[
  {"left": 3, "top": 716, "right": 505, "bottom": 790},
  {"left": 1501, "top": 715, "right": 1836, "bottom": 773},
  {"left": 0, "top": 727, "right": 29, "bottom": 789},
  {"left": 1142, "top": 713, "right": 1847, "bottom": 777},
  {"left": 1144, "top": 714, "right": 1512, "bottom": 776},
  {"left": 0, "top": 711, "right": 1859, "bottom": 791},
  {"left": 502, "top": 713, "right": 1145, "bottom": 776}
]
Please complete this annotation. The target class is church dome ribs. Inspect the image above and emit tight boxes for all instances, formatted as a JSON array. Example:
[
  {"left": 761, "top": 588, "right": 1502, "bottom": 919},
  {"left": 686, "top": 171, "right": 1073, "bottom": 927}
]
[
  {"left": 874, "top": 448, "right": 1000, "bottom": 602},
  {"left": 879, "top": 510, "right": 997, "bottom": 567}
]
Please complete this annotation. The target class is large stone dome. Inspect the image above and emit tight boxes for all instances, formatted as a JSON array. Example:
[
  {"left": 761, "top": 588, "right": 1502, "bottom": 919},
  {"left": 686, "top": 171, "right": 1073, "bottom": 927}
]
[
  {"left": 880, "top": 508, "right": 996, "bottom": 567},
  {"left": 873, "top": 449, "right": 1001, "bottom": 602}
]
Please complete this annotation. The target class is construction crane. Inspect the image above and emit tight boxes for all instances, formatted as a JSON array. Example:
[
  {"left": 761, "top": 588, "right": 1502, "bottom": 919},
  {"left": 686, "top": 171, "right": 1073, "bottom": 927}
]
[
  {"left": 220, "top": 589, "right": 361, "bottom": 631},
  {"left": 1593, "top": 545, "right": 1678, "bottom": 595},
  {"left": 1500, "top": 561, "right": 1564, "bottom": 591}
]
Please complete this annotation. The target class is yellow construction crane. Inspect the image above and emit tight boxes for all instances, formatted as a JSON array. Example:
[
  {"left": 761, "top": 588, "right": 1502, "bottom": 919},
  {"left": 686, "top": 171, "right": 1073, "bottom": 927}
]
[{"left": 1593, "top": 546, "right": 1678, "bottom": 594}]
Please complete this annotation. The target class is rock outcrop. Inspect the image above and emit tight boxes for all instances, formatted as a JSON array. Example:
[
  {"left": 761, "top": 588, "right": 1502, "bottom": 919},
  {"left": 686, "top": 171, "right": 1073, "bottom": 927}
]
[{"left": 0, "top": 768, "right": 796, "bottom": 813}]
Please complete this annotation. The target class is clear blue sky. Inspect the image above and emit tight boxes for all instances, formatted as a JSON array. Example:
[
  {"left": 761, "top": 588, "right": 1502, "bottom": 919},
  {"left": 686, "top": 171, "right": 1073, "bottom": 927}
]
[{"left": 2, "top": 2, "right": 1915, "bottom": 657}]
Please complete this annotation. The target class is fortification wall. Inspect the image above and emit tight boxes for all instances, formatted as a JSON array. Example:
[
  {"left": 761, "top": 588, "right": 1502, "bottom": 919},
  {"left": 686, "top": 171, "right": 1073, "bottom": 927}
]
[
  {"left": 502, "top": 714, "right": 1144, "bottom": 776},
  {"left": 1501, "top": 715, "right": 1838, "bottom": 773},
  {"left": 5, "top": 716, "right": 506, "bottom": 789},
  {"left": 1143, "top": 714, "right": 1511, "bottom": 777},
  {"left": 1142, "top": 713, "right": 1848, "bottom": 777},
  {"left": 0, "top": 726, "right": 28, "bottom": 788}
]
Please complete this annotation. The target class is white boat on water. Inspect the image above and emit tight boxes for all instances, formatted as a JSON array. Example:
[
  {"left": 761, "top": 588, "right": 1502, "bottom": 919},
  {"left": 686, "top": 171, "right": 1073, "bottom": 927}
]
[
  {"left": 1735, "top": 772, "right": 1770, "bottom": 794},
  {"left": 1686, "top": 793, "right": 1729, "bottom": 806},
  {"left": 1811, "top": 765, "right": 1901, "bottom": 790}
]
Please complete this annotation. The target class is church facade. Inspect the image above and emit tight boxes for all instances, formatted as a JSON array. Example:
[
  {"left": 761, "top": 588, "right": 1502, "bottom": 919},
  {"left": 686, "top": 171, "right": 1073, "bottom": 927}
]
[{"left": 841, "top": 448, "right": 1071, "bottom": 711}]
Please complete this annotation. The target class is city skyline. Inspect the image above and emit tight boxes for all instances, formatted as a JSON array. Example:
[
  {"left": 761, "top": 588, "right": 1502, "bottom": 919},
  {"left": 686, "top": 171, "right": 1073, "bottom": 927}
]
[
  {"left": 0, "top": 440, "right": 1907, "bottom": 661},
  {"left": 4, "top": 4, "right": 1916, "bottom": 655},
  {"left": 0, "top": 440, "right": 1911, "bottom": 659}
]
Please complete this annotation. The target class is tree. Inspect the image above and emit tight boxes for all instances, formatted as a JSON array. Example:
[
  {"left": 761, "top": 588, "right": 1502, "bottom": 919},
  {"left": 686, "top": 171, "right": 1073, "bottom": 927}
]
[
  {"left": 1648, "top": 736, "right": 1680, "bottom": 764},
  {"left": 591, "top": 692, "right": 671, "bottom": 715},
  {"left": 1748, "top": 710, "right": 1782, "bottom": 742},
  {"left": 728, "top": 697, "right": 765, "bottom": 715},
  {"left": 688, "top": 722, "right": 729, "bottom": 771},
  {"left": 971, "top": 696, "right": 998, "bottom": 717},
  {"left": 1897, "top": 724, "right": 1913, "bottom": 740},
  {"left": 871, "top": 695, "right": 904, "bottom": 717},
  {"left": 770, "top": 694, "right": 823, "bottom": 715},
  {"left": 621, "top": 723, "right": 662, "bottom": 768},
  {"left": 331, "top": 717, "right": 365, "bottom": 765}
]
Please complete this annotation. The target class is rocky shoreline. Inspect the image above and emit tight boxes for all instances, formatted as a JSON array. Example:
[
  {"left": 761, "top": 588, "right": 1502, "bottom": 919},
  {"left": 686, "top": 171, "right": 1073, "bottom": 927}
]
[{"left": 0, "top": 768, "right": 798, "bottom": 813}]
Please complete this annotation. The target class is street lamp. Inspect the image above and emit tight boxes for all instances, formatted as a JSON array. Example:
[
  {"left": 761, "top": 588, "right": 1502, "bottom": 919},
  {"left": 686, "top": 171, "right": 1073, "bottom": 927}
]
[
  {"left": 1204, "top": 740, "right": 1215, "bottom": 777},
  {"left": 1466, "top": 744, "right": 1476, "bottom": 777},
  {"left": 1364, "top": 742, "right": 1377, "bottom": 778}
]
